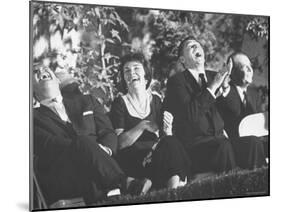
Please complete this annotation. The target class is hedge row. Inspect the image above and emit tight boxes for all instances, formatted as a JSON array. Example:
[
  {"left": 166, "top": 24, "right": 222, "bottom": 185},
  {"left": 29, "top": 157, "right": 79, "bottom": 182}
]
[{"left": 95, "top": 166, "right": 268, "bottom": 206}]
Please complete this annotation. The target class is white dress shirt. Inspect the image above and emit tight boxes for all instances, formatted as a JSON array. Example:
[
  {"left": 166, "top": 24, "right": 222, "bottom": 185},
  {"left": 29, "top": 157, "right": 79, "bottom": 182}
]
[
  {"left": 187, "top": 69, "right": 216, "bottom": 99},
  {"left": 221, "top": 85, "right": 247, "bottom": 103},
  {"left": 40, "top": 95, "right": 71, "bottom": 123},
  {"left": 235, "top": 86, "right": 247, "bottom": 103},
  {"left": 188, "top": 69, "right": 228, "bottom": 137}
]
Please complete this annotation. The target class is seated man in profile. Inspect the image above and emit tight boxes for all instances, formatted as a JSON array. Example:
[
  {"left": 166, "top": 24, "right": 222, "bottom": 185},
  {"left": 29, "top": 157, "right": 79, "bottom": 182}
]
[
  {"left": 33, "top": 65, "right": 151, "bottom": 206},
  {"left": 216, "top": 52, "right": 268, "bottom": 156},
  {"left": 164, "top": 37, "right": 266, "bottom": 175}
]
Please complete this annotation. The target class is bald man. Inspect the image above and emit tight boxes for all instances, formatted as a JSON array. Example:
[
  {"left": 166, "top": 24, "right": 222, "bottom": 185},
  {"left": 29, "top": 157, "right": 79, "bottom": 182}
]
[
  {"left": 217, "top": 52, "right": 265, "bottom": 138},
  {"left": 164, "top": 37, "right": 266, "bottom": 174},
  {"left": 216, "top": 52, "right": 268, "bottom": 158}
]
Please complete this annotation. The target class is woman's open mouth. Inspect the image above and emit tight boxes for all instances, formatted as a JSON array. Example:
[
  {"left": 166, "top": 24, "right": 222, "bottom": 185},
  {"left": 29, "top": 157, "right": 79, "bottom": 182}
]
[
  {"left": 130, "top": 77, "right": 140, "bottom": 83},
  {"left": 195, "top": 52, "right": 202, "bottom": 58}
]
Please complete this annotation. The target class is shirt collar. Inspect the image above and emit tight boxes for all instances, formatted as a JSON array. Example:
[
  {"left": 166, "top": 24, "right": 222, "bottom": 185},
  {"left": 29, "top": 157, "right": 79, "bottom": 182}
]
[
  {"left": 187, "top": 69, "right": 207, "bottom": 84},
  {"left": 235, "top": 86, "right": 247, "bottom": 102},
  {"left": 40, "top": 95, "right": 63, "bottom": 107}
]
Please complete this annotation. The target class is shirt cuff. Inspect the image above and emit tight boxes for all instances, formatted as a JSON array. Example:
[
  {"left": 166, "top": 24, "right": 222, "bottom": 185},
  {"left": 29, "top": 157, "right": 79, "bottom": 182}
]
[
  {"left": 99, "top": 144, "right": 112, "bottom": 156},
  {"left": 206, "top": 87, "right": 217, "bottom": 99},
  {"left": 221, "top": 86, "right": 231, "bottom": 97}
]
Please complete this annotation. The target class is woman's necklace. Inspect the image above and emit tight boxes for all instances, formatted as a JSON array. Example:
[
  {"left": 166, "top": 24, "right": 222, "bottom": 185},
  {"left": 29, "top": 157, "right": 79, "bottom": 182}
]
[{"left": 126, "top": 92, "right": 151, "bottom": 119}]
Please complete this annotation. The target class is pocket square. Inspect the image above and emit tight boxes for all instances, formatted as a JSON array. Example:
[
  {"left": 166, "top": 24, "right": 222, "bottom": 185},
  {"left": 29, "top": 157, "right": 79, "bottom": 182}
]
[{"left": 83, "top": 111, "right": 93, "bottom": 116}]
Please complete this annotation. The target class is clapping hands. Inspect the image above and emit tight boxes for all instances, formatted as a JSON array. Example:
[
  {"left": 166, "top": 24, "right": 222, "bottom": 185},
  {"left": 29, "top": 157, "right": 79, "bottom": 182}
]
[
  {"left": 221, "top": 58, "right": 233, "bottom": 89},
  {"left": 142, "top": 120, "right": 159, "bottom": 136},
  {"left": 209, "top": 58, "right": 233, "bottom": 93},
  {"left": 140, "top": 111, "right": 174, "bottom": 137}
]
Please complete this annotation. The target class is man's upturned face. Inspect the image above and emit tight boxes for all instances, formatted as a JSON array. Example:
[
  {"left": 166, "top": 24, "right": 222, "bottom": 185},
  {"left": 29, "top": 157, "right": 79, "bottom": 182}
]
[
  {"left": 180, "top": 39, "right": 205, "bottom": 69},
  {"left": 33, "top": 67, "right": 61, "bottom": 101},
  {"left": 233, "top": 54, "right": 253, "bottom": 86}
]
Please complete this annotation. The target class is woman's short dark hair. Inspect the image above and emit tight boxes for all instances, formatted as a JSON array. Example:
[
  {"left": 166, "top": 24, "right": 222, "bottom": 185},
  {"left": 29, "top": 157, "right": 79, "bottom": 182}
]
[{"left": 119, "top": 52, "right": 152, "bottom": 93}]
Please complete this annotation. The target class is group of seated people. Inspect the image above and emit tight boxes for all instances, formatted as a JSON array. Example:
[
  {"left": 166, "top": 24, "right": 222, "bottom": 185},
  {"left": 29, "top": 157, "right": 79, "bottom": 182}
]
[{"left": 33, "top": 36, "right": 268, "bottom": 206}]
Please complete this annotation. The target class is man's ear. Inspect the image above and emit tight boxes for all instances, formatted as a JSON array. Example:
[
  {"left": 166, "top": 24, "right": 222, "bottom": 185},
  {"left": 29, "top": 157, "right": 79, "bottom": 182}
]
[
  {"left": 179, "top": 56, "right": 185, "bottom": 64},
  {"left": 178, "top": 57, "right": 186, "bottom": 70},
  {"left": 33, "top": 93, "right": 40, "bottom": 108}
]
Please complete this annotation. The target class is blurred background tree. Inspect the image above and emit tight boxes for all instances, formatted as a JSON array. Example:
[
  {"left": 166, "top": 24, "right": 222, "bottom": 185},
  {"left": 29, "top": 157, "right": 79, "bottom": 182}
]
[{"left": 32, "top": 2, "right": 269, "bottom": 109}]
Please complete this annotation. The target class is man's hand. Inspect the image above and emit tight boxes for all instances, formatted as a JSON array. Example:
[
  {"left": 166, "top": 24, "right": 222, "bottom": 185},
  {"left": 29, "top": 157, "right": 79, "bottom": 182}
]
[
  {"left": 221, "top": 58, "right": 233, "bottom": 90},
  {"left": 98, "top": 144, "right": 112, "bottom": 156},
  {"left": 208, "top": 70, "right": 229, "bottom": 93},
  {"left": 163, "top": 111, "right": 173, "bottom": 136},
  {"left": 208, "top": 58, "right": 233, "bottom": 93}
]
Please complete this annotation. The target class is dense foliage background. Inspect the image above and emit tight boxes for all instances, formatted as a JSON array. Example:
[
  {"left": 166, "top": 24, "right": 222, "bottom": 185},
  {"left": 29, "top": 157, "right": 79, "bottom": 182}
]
[{"left": 32, "top": 2, "right": 269, "bottom": 109}]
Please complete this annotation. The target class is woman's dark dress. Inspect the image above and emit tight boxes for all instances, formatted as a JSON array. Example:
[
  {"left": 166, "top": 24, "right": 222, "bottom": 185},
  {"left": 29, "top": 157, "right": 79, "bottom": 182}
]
[{"left": 110, "top": 94, "right": 191, "bottom": 188}]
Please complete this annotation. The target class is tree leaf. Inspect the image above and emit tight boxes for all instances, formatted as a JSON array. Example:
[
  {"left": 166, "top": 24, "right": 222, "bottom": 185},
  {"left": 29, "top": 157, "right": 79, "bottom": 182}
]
[
  {"left": 105, "top": 38, "right": 115, "bottom": 44},
  {"left": 94, "top": 7, "right": 101, "bottom": 18},
  {"left": 110, "top": 29, "right": 121, "bottom": 42}
]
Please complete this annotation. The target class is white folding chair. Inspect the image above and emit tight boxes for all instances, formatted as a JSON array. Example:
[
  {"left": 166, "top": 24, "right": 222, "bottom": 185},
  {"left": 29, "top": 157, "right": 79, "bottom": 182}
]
[
  {"left": 238, "top": 112, "right": 269, "bottom": 163},
  {"left": 238, "top": 112, "right": 268, "bottom": 137}
]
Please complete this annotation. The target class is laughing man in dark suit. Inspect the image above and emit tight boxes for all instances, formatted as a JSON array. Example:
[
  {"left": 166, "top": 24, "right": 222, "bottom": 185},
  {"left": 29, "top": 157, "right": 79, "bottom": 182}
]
[
  {"left": 164, "top": 37, "right": 266, "bottom": 174},
  {"left": 33, "top": 66, "right": 151, "bottom": 206}
]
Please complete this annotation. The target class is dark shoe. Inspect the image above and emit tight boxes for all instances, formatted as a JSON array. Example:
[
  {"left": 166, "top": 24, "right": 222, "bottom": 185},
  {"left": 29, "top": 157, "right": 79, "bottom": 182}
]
[{"left": 127, "top": 178, "right": 152, "bottom": 196}]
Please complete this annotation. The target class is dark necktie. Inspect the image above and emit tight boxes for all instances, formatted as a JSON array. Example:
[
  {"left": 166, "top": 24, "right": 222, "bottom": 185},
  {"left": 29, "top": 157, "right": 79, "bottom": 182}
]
[
  {"left": 243, "top": 91, "right": 248, "bottom": 107},
  {"left": 199, "top": 73, "right": 215, "bottom": 132},
  {"left": 199, "top": 73, "right": 207, "bottom": 88}
]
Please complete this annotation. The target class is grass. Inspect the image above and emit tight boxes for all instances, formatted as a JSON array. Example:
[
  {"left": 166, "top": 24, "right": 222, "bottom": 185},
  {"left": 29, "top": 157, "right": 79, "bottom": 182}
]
[{"left": 94, "top": 166, "right": 268, "bottom": 206}]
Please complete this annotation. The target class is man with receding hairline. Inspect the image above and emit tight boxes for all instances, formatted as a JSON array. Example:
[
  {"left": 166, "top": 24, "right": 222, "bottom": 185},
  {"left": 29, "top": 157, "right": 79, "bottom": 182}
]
[
  {"left": 217, "top": 52, "right": 261, "bottom": 138},
  {"left": 216, "top": 52, "right": 268, "bottom": 157},
  {"left": 32, "top": 65, "right": 152, "bottom": 206}
]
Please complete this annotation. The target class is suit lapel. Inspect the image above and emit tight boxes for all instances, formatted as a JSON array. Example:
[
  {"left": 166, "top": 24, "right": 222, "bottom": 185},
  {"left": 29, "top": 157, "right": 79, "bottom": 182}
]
[
  {"left": 62, "top": 94, "right": 90, "bottom": 135},
  {"left": 232, "top": 86, "right": 242, "bottom": 103},
  {"left": 183, "top": 70, "right": 201, "bottom": 93},
  {"left": 184, "top": 69, "right": 219, "bottom": 132},
  {"left": 62, "top": 96, "right": 80, "bottom": 124},
  {"left": 205, "top": 70, "right": 215, "bottom": 84},
  {"left": 232, "top": 85, "right": 255, "bottom": 114},
  {"left": 204, "top": 71, "right": 219, "bottom": 131},
  {"left": 38, "top": 105, "right": 74, "bottom": 134},
  {"left": 184, "top": 69, "right": 215, "bottom": 92},
  {"left": 38, "top": 105, "right": 65, "bottom": 125},
  {"left": 231, "top": 86, "right": 243, "bottom": 114},
  {"left": 62, "top": 93, "right": 96, "bottom": 135},
  {"left": 61, "top": 83, "right": 85, "bottom": 125},
  {"left": 246, "top": 88, "right": 256, "bottom": 112}
]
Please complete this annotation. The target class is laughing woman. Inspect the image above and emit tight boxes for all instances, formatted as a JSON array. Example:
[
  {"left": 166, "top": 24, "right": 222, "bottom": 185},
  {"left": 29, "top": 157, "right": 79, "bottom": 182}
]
[{"left": 110, "top": 53, "right": 191, "bottom": 190}]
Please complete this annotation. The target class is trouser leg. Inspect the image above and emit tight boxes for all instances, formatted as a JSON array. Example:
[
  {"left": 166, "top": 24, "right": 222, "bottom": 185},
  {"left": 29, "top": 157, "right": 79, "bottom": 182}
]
[
  {"left": 75, "top": 136, "right": 127, "bottom": 203},
  {"left": 38, "top": 136, "right": 126, "bottom": 205},
  {"left": 115, "top": 147, "right": 148, "bottom": 179},
  {"left": 231, "top": 136, "right": 266, "bottom": 169},
  {"left": 261, "top": 136, "right": 269, "bottom": 159},
  {"left": 151, "top": 136, "right": 191, "bottom": 188},
  {"left": 74, "top": 136, "right": 126, "bottom": 190},
  {"left": 189, "top": 137, "right": 236, "bottom": 174}
]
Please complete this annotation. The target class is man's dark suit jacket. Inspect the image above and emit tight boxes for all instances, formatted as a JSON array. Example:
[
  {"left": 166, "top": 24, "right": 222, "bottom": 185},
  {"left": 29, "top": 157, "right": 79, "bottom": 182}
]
[
  {"left": 33, "top": 83, "right": 118, "bottom": 204},
  {"left": 216, "top": 84, "right": 262, "bottom": 138},
  {"left": 164, "top": 70, "right": 224, "bottom": 148}
]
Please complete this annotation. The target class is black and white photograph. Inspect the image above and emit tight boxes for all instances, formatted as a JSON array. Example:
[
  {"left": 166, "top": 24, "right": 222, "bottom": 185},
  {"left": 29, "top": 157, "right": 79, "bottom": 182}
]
[{"left": 29, "top": 0, "right": 269, "bottom": 211}]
